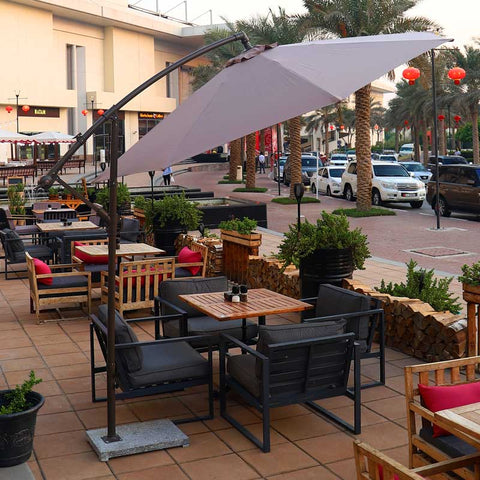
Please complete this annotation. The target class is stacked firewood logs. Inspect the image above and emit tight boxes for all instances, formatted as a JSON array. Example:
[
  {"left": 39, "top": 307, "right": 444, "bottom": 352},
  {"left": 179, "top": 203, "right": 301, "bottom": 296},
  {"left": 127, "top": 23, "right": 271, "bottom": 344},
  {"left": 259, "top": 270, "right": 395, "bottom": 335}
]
[
  {"left": 343, "top": 279, "right": 467, "bottom": 361},
  {"left": 175, "top": 234, "right": 223, "bottom": 277}
]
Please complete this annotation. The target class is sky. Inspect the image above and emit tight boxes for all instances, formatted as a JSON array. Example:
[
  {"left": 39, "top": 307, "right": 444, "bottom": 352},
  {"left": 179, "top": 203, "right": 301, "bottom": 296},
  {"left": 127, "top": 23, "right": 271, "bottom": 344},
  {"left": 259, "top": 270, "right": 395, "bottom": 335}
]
[{"left": 140, "top": 0, "right": 480, "bottom": 48}]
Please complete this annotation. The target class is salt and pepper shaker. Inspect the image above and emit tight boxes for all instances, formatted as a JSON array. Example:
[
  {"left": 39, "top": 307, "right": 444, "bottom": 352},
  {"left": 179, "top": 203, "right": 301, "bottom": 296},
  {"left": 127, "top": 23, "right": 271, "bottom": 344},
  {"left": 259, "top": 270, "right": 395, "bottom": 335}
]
[
  {"left": 231, "top": 283, "right": 240, "bottom": 302},
  {"left": 240, "top": 284, "right": 248, "bottom": 302}
]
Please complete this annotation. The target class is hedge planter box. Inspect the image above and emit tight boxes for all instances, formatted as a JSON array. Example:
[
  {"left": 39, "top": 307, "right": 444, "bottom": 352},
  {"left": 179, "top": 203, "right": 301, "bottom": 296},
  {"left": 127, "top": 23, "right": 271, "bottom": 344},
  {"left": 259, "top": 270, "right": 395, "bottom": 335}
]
[
  {"left": 463, "top": 283, "right": 480, "bottom": 303},
  {"left": 0, "top": 391, "right": 44, "bottom": 467},
  {"left": 221, "top": 229, "right": 262, "bottom": 283}
]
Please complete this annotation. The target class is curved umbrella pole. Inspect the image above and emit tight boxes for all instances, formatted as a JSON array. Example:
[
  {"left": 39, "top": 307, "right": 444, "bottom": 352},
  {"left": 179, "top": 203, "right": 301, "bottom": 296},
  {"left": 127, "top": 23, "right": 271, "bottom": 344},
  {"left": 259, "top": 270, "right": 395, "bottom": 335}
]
[{"left": 37, "top": 31, "right": 252, "bottom": 443}]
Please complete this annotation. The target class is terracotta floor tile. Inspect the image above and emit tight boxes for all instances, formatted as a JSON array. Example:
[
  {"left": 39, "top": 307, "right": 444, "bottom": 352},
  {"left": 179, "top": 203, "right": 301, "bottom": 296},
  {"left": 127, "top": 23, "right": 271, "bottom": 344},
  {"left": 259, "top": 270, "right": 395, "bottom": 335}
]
[
  {"left": 117, "top": 464, "right": 189, "bottom": 480},
  {"left": 59, "top": 376, "right": 97, "bottom": 394},
  {"left": 365, "top": 395, "right": 408, "bottom": 420},
  {"left": 0, "top": 336, "right": 32, "bottom": 349},
  {"left": 168, "top": 432, "right": 232, "bottom": 463},
  {"left": 28, "top": 460, "right": 44, "bottom": 480},
  {"left": 238, "top": 442, "right": 318, "bottom": 477},
  {"left": 108, "top": 450, "right": 173, "bottom": 474},
  {"left": 34, "top": 430, "right": 92, "bottom": 459},
  {"left": 178, "top": 391, "right": 212, "bottom": 414},
  {"left": 178, "top": 421, "right": 209, "bottom": 435},
  {"left": 51, "top": 363, "right": 91, "bottom": 380},
  {"left": 36, "top": 411, "right": 84, "bottom": 435},
  {"left": 128, "top": 397, "right": 190, "bottom": 421},
  {"left": 32, "top": 333, "right": 75, "bottom": 346},
  {"left": 34, "top": 380, "right": 63, "bottom": 397},
  {"left": 328, "top": 405, "right": 387, "bottom": 427},
  {"left": 44, "top": 352, "right": 88, "bottom": 367},
  {"left": 39, "top": 451, "right": 111, "bottom": 480},
  {"left": 326, "top": 457, "right": 357, "bottom": 480},
  {"left": 313, "top": 395, "right": 354, "bottom": 410},
  {"left": 37, "top": 342, "right": 80, "bottom": 356},
  {"left": 202, "top": 415, "right": 231, "bottom": 431},
  {"left": 0, "top": 356, "right": 45, "bottom": 372},
  {"left": 67, "top": 391, "right": 107, "bottom": 411},
  {"left": 358, "top": 422, "right": 408, "bottom": 450},
  {"left": 5, "top": 368, "right": 53, "bottom": 386},
  {"left": 385, "top": 376, "right": 407, "bottom": 395},
  {"left": 0, "top": 346, "right": 37, "bottom": 360},
  {"left": 216, "top": 425, "right": 288, "bottom": 452},
  {"left": 362, "top": 362, "right": 404, "bottom": 379},
  {"left": 266, "top": 465, "right": 339, "bottom": 480},
  {"left": 296, "top": 431, "right": 355, "bottom": 464},
  {"left": 181, "top": 453, "right": 260, "bottom": 480},
  {"left": 385, "top": 349, "right": 412, "bottom": 361},
  {"left": 272, "top": 413, "right": 337, "bottom": 441},
  {"left": 23, "top": 324, "right": 64, "bottom": 337},
  {"left": 37, "top": 394, "right": 73, "bottom": 415},
  {"left": 382, "top": 445, "right": 410, "bottom": 466},
  {"left": 269, "top": 404, "right": 311, "bottom": 420},
  {"left": 220, "top": 404, "right": 262, "bottom": 426},
  {"left": 360, "top": 385, "right": 400, "bottom": 402},
  {"left": 77, "top": 405, "right": 138, "bottom": 429}
]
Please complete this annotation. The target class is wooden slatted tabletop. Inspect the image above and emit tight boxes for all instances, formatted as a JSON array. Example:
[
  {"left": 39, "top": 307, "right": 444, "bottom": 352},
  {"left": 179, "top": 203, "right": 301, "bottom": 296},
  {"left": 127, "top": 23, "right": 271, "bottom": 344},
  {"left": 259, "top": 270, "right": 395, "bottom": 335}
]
[
  {"left": 75, "top": 243, "right": 165, "bottom": 258},
  {"left": 435, "top": 402, "right": 480, "bottom": 444},
  {"left": 178, "top": 288, "right": 312, "bottom": 321},
  {"left": 37, "top": 221, "right": 98, "bottom": 232}
]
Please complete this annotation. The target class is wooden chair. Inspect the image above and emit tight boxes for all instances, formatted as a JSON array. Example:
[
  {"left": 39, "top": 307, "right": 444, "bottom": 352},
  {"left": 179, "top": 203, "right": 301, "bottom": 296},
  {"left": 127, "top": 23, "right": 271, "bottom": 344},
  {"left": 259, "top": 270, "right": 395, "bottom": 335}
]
[
  {"left": 101, "top": 257, "right": 175, "bottom": 316},
  {"left": 172, "top": 242, "right": 208, "bottom": 278},
  {"left": 71, "top": 238, "right": 109, "bottom": 287},
  {"left": 354, "top": 440, "right": 480, "bottom": 479},
  {"left": 26, "top": 252, "right": 91, "bottom": 323},
  {"left": 405, "top": 357, "right": 480, "bottom": 480}
]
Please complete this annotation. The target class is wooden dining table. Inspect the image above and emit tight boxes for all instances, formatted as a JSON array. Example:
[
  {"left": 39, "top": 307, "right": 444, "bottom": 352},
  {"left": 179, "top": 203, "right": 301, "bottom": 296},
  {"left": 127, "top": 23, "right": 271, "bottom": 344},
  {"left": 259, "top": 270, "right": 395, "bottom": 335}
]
[
  {"left": 74, "top": 242, "right": 165, "bottom": 260},
  {"left": 435, "top": 402, "right": 480, "bottom": 448},
  {"left": 36, "top": 220, "right": 99, "bottom": 233},
  {"left": 178, "top": 288, "right": 313, "bottom": 324}
]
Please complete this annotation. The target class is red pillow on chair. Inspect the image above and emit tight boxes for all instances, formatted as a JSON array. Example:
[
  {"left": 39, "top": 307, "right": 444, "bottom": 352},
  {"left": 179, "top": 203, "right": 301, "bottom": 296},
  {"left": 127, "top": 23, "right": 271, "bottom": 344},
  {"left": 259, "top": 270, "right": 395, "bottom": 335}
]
[
  {"left": 33, "top": 258, "right": 52, "bottom": 285},
  {"left": 178, "top": 246, "right": 202, "bottom": 276},
  {"left": 73, "top": 241, "right": 108, "bottom": 264},
  {"left": 418, "top": 382, "right": 480, "bottom": 437},
  {"left": 378, "top": 465, "right": 400, "bottom": 480}
]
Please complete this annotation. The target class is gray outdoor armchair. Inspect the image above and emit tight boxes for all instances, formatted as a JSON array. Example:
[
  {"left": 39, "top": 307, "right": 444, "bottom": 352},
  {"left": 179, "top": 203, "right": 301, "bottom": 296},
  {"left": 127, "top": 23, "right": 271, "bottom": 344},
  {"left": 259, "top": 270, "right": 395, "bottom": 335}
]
[
  {"left": 301, "top": 283, "right": 385, "bottom": 389},
  {"left": 220, "top": 323, "right": 361, "bottom": 452}
]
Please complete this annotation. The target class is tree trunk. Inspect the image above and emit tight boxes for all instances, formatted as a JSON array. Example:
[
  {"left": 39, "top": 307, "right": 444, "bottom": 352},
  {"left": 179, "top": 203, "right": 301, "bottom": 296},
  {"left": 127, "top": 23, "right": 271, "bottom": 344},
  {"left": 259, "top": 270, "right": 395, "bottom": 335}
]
[
  {"left": 414, "top": 124, "right": 421, "bottom": 162},
  {"left": 324, "top": 119, "right": 330, "bottom": 157},
  {"left": 355, "top": 84, "right": 372, "bottom": 211},
  {"left": 288, "top": 116, "right": 302, "bottom": 199},
  {"left": 245, "top": 132, "right": 256, "bottom": 189},
  {"left": 229, "top": 138, "right": 241, "bottom": 181},
  {"left": 472, "top": 106, "right": 479, "bottom": 164},
  {"left": 395, "top": 128, "right": 399, "bottom": 152},
  {"left": 260, "top": 129, "right": 266, "bottom": 155}
]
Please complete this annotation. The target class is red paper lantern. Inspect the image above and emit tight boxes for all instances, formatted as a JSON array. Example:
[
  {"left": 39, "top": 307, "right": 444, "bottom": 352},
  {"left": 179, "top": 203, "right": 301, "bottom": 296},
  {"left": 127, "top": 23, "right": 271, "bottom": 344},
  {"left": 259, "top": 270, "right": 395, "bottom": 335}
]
[
  {"left": 329, "top": 125, "right": 335, "bottom": 131},
  {"left": 81, "top": 109, "right": 88, "bottom": 116},
  {"left": 374, "top": 124, "right": 379, "bottom": 131},
  {"left": 339, "top": 124, "right": 345, "bottom": 130},
  {"left": 454, "top": 115, "right": 461, "bottom": 123},
  {"left": 404, "top": 120, "right": 409, "bottom": 126},
  {"left": 438, "top": 114, "right": 445, "bottom": 121},
  {"left": 5, "top": 106, "right": 13, "bottom": 113},
  {"left": 448, "top": 67, "right": 466, "bottom": 85},
  {"left": 21, "top": 105, "right": 30, "bottom": 112},
  {"left": 97, "top": 109, "right": 105, "bottom": 116},
  {"left": 402, "top": 67, "right": 421, "bottom": 85}
]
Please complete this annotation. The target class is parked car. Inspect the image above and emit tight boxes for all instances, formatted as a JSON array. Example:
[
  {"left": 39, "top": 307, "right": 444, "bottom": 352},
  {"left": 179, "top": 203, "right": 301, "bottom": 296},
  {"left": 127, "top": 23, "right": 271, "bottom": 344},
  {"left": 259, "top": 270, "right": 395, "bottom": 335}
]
[
  {"left": 273, "top": 155, "right": 287, "bottom": 181},
  {"left": 400, "top": 161, "right": 432, "bottom": 184},
  {"left": 398, "top": 143, "right": 415, "bottom": 160},
  {"left": 427, "top": 155, "right": 469, "bottom": 171},
  {"left": 283, "top": 154, "right": 321, "bottom": 186},
  {"left": 426, "top": 164, "right": 480, "bottom": 216},
  {"left": 378, "top": 154, "right": 398, "bottom": 162},
  {"left": 341, "top": 160, "right": 426, "bottom": 208},
  {"left": 310, "top": 166, "right": 345, "bottom": 196},
  {"left": 328, "top": 153, "right": 349, "bottom": 166}
]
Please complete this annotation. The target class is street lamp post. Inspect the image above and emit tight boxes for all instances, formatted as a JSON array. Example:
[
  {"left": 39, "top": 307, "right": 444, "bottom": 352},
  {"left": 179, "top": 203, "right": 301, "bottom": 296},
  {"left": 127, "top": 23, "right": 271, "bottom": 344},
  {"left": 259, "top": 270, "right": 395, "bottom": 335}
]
[
  {"left": 430, "top": 48, "right": 441, "bottom": 229},
  {"left": 294, "top": 182, "right": 304, "bottom": 232},
  {"left": 148, "top": 170, "right": 155, "bottom": 205}
]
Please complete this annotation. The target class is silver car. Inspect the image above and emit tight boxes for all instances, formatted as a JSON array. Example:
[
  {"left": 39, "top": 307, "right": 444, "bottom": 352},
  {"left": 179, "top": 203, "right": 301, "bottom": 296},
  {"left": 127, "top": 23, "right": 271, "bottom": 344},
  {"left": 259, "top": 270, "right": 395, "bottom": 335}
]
[{"left": 400, "top": 161, "right": 432, "bottom": 184}]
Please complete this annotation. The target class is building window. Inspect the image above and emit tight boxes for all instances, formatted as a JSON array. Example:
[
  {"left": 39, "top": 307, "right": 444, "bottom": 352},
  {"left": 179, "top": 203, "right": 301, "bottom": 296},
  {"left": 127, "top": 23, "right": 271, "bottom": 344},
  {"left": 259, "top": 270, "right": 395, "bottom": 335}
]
[
  {"left": 67, "top": 44, "right": 75, "bottom": 90},
  {"left": 139, "top": 118, "right": 163, "bottom": 139}
]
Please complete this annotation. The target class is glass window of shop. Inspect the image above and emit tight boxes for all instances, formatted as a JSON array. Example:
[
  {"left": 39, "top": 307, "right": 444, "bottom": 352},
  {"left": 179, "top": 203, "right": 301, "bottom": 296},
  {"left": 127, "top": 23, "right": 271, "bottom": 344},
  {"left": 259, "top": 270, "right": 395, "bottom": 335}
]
[
  {"left": 93, "top": 111, "right": 125, "bottom": 164},
  {"left": 138, "top": 113, "right": 164, "bottom": 139}
]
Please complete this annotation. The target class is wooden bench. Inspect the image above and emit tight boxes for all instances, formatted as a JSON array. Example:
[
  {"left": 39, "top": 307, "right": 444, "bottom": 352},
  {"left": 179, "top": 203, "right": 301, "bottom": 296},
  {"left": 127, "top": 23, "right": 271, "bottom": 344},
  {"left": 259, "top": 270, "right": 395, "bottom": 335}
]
[
  {"left": 62, "top": 158, "right": 85, "bottom": 174},
  {"left": 0, "top": 166, "right": 36, "bottom": 185}
]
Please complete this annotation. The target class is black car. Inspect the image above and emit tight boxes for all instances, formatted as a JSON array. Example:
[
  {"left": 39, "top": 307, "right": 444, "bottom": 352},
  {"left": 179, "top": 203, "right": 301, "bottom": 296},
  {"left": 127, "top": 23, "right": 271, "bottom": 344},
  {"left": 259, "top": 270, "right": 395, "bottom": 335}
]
[
  {"left": 427, "top": 155, "right": 469, "bottom": 171},
  {"left": 283, "top": 155, "right": 322, "bottom": 186},
  {"left": 426, "top": 164, "right": 480, "bottom": 216}
]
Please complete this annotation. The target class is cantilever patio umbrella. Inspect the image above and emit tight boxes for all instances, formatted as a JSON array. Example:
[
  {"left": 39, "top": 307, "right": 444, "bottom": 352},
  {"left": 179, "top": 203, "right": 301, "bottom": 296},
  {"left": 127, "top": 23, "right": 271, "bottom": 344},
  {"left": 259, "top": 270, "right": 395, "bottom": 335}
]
[
  {"left": 0, "top": 129, "right": 32, "bottom": 161},
  {"left": 98, "top": 32, "right": 450, "bottom": 181}
]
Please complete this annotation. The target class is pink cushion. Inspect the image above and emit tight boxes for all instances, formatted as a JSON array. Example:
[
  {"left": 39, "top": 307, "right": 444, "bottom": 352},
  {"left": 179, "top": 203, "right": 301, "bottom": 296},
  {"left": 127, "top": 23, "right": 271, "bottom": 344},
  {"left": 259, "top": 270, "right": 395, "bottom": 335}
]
[
  {"left": 178, "top": 246, "right": 202, "bottom": 276},
  {"left": 418, "top": 382, "right": 480, "bottom": 437},
  {"left": 73, "top": 241, "right": 108, "bottom": 265},
  {"left": 33, "top": 258, "right": 52, "bottom": 285},
  {"left": 378, "top": 465, "right": 400, "bottom": 480}
]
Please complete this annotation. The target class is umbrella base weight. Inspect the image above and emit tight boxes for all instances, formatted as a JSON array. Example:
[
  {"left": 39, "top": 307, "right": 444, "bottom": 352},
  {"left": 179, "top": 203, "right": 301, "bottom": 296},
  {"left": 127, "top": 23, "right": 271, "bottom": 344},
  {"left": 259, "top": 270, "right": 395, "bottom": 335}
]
[{"left": 86, "top": 419, "right": 189, "bottom": 461}]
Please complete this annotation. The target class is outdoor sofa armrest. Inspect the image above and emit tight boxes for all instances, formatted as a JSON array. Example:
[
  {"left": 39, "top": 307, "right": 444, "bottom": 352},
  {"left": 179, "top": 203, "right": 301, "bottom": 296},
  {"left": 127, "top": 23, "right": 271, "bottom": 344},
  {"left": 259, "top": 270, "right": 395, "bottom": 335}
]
[
  {"left": 115, "top": 334, "right": 214, "bottom": 350},
  {"left": 303, "top": 308, "right": 384, "bottom": 323},
  {"left": 220, "top": 333, "right": 268, "bottom": 360},
  {"left": 153, "top": 295, "right": 188, "bottom": 337},
  {"left": 48, "top": 263, "right": 85, "bottom": 270},
  {"left": 36, "top": 271, "right": 91, "bottom": 279}
]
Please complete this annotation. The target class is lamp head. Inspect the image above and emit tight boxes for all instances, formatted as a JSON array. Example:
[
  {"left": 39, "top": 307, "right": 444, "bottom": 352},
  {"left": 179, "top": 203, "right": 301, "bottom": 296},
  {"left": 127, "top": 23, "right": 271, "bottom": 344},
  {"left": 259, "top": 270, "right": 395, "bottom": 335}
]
[
  {"left": 148, "top": 170, "right": 155, "bottom": 179},
  {"left": 294, "top": 183, "right": 305, "bottom": 202}
]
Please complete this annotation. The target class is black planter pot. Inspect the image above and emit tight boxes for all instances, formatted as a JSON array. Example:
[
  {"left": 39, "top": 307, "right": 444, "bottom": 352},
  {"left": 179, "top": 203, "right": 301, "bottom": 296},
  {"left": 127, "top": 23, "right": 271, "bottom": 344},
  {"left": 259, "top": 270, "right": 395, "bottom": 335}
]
[
  {"left": 0, "top": 391, "right": 44, "bottom": 467},
  {"left": 153, "top": 222, "right": 185, "bottom": 256},
  {"left": 299, "top": 248, "right": 354, "bottom": 298}
]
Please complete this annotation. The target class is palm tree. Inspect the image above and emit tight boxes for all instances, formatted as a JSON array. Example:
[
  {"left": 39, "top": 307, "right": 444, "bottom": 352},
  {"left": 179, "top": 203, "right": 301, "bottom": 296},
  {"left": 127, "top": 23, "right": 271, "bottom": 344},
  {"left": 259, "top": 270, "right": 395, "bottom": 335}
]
[
  {"left": 304, "top": 0, "right": 435, "bottom": 210},
  {"left": 447, "top": 44, "right": 480, "bottom": 164},
  {"left": 304, "top": 104, "right": 342, "bottom": 156},
  {"left": 233, "top": 8, "right": 311, "bottom": 198}
]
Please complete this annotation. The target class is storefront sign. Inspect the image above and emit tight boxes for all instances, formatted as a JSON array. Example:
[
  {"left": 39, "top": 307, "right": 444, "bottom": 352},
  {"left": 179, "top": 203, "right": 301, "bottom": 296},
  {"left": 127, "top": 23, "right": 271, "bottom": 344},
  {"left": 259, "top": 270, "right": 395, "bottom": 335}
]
[
  {"left": 18, "top": 106, "right": 60, "bottom": 118},
  {"left": 138, "top": 112, "right": 165, "bottom": 120}
]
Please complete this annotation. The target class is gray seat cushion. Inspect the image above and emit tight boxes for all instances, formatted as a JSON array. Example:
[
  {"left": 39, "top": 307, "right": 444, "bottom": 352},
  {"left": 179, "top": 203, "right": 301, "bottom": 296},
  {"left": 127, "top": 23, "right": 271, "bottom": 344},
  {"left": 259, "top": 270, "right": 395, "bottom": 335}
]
[
  {"left": 420, "top": 425, "right": 476, "bottom": 462},
  {"left": 159, "top": 276, "right": 228, "bottom": 317},
  {"left": 38, "top": 276, "right": 88, "bottom": 290},
  {"left": 4, "top": 229, "right": 25, "bottom": 255},
  {"left": 174, "top": 267, "right": 201, "bottom": 278},
  {"left": 15, "top": 225, "right": 40, "bottom": 235},
  {"left": 83, "top": 263, "right": 107, "bottom": 283},
  {"left": 227, "top": 354, "right": 259, "bottom": 397},
  {"left": 97, "top": 304, "right": 143, "bottom": 373},
  {"left": 314, "top": 284, "right": 371, "bottom": 341},
  {"left": 126, "top": 341, "right": 208, "bottom": 388}
]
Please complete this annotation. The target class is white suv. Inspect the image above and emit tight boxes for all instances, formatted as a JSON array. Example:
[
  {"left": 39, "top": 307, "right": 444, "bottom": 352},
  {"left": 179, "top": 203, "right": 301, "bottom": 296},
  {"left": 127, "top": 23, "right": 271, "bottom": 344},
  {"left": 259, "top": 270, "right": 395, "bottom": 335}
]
[{"left": 341, "top": 161, "right": 426, "bottom": 208}]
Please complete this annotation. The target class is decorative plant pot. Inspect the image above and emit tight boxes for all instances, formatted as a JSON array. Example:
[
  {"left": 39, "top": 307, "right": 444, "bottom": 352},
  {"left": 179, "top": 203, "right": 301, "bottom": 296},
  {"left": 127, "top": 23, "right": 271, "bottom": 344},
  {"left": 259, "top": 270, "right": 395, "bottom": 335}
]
[
  {"left": 0, "top": 391, "right": 44, "bottom": 467},
  {"left": 463, "top": 283, "right": 480, "bottom": 303},
  {"left": 153, "top": 221, "right": 185, "bottom": 256},
  {"left": 220, "top": 230, "right": 262, "bottom": 249},
  {"left": 48, "top": 195, "right": 59, "bottom": 201},
  {"left": 299, "top": 247, "right": 354, "bottom": 298}
]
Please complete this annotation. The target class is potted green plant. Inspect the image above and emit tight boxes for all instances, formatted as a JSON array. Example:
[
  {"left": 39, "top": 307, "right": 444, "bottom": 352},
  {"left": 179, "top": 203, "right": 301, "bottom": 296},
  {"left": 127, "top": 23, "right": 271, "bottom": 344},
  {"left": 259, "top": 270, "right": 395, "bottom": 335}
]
[
  {"left": 0, "top": 371, "right": 43, "bottom": 467},
  {"left": 96, "top": 183, "right": 132, "bottom": 215},
  {"left": 459, "top": 260, "right": 480, "bottom": 303},
  {"left": 7, "top": 184, "right": 26, "bottom": 226},
  {"left": 219, "top": 217, "right": 261, "bottom": 248},
  {"left": 145, "top": 193, "right": 202, "bottom": 255},
  {"left": 277, "top": 211, "right": 370, "bottom": 297},
  {"left": 48, "top": 186, "right": 59, "bottom": 200}
]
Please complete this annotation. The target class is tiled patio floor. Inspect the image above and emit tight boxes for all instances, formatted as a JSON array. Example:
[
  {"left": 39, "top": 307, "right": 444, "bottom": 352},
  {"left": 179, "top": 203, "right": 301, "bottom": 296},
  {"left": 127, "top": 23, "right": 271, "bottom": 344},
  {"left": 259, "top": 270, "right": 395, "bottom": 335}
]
[{"left": 0, "top": 230, "right": 466, "bottom": 480}]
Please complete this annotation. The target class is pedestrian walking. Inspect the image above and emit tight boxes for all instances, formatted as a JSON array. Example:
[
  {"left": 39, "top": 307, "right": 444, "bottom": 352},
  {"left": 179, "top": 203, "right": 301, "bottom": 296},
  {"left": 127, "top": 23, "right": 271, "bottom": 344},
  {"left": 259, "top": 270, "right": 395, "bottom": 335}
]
[
  {"left": 162, "top": 166, "right": 172, "bottom": 185},
  {"left": 258, "top": 152, "right": 266, "bottom": 174}
]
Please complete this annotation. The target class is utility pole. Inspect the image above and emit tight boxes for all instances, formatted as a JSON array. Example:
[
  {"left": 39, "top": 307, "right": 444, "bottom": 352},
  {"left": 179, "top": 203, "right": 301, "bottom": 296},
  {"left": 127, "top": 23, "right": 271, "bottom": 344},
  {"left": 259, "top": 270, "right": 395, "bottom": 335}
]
[{"left": 8, "top": 91, "right": 28, "bottom": 133}]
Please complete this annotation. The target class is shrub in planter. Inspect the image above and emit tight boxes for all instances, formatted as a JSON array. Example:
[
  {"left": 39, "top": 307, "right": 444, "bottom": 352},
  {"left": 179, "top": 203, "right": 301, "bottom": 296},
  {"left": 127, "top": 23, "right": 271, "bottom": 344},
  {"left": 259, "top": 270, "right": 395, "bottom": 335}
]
[
  {"left": 0, "top": 371, "right": 43, "bottom": 467},
  {"left": 459, "top": 259, "right": 480, "bottom": 301},
  {"left": 96, "top": 183, "right": 132, "bottom": 214},
  {"left": 218, "top": 217, "right": 258, "bottom": 235}
]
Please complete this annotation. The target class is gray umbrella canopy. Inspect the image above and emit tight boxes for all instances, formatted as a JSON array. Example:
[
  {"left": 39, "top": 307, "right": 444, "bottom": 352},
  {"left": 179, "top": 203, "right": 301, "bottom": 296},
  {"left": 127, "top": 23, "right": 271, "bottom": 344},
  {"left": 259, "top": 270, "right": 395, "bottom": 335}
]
[
  {"left": 30, "top": 131, "right": 76, "bottom": 143},
  {"left": 99, "top": 32, "right": 449, "bottom": 180},
  {"left": 0, "top": 129, "right": 31, "bottom": 143}
]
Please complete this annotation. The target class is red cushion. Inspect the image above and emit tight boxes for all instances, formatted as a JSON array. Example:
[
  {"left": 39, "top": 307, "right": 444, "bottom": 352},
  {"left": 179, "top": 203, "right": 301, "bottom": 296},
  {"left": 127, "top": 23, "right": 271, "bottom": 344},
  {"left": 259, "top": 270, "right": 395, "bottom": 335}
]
[
  {"left": 33, "top": 258, "right": 52, "bottom": 285},
  {"left": 73, "top": 241, "right": 108, "bottom": 265},
  {"left": 378, "top": 465, "right": 400, "bottom": 480},
  {"left": 418, "top": 382, "right": 480, "bottom": 437},
  {"left": 178, "top": 246, "right": 203, "bottom": 276}
]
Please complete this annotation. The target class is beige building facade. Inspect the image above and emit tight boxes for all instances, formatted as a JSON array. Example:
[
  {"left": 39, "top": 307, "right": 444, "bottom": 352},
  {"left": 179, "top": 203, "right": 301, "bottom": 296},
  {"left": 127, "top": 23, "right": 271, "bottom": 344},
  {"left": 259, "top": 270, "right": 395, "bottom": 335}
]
[{"left": 0, "top": 0, "right": 207, "bottom": 161}]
